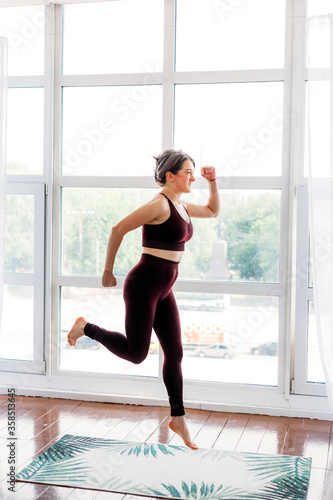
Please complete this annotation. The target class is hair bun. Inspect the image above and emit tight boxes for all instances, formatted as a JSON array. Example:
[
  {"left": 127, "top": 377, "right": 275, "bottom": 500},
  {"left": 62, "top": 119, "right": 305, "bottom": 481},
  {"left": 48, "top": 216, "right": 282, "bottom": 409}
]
[{"left": 152, "top": 149, "right": 195, "bottom": 187}]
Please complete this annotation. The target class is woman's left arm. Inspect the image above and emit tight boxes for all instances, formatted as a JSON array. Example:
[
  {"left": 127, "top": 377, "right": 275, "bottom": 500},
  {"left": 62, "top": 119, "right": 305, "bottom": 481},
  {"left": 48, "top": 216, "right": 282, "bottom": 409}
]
[{"left": 186, "top": 166, "right": 220, "bottom": 218}]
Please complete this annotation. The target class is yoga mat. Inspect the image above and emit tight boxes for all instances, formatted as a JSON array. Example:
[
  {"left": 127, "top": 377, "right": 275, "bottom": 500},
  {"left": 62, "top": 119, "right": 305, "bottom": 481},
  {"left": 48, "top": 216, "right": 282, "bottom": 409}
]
[{"left": 16, "top": 434, "right": 312, "bottom": 499}]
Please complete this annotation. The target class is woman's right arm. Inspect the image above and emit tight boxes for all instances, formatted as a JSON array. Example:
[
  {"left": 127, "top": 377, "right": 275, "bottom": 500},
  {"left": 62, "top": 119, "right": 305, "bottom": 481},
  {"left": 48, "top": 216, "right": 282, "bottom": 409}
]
[
  {"left": 102, "top": 226, "right": 126, "bottom": 287},
  {"left": 102, "top": 197, "right": 166, "bottom": 287}
]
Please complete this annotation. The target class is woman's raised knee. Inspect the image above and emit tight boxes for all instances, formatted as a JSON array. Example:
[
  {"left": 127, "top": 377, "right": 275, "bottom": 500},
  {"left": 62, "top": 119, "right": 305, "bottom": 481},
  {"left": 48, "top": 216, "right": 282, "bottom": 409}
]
[{"left": 130, "top": 351, "right": 148, "bottom": 364}]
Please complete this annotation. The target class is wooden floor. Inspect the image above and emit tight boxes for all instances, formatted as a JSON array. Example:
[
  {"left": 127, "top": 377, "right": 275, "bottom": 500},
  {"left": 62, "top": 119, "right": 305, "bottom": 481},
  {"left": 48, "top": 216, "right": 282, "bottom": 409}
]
[{"left": 0, "top": 396, "right": 332, "bottom": 499}]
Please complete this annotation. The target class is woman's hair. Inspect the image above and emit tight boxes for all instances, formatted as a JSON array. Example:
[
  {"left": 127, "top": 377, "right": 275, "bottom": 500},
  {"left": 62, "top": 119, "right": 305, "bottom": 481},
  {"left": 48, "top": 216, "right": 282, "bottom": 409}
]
[{"left": 153, "top": 149, "right": 195, "bottom": 186}]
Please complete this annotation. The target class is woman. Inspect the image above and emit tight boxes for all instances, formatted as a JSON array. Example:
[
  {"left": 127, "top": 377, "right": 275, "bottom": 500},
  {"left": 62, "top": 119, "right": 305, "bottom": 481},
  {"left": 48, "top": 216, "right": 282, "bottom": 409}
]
[{"left": 68, "top": 149, "right": 220, "bottom": 449}]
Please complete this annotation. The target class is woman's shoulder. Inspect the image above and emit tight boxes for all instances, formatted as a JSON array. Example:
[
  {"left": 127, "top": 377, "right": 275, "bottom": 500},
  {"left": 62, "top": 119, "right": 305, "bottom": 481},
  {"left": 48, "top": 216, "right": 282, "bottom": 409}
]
[
  {"left": 150, "top": 193, "right": 170, "bottom": 208},
  {"left": 142, "top": 193, "right": 170, "bottom": 224}
]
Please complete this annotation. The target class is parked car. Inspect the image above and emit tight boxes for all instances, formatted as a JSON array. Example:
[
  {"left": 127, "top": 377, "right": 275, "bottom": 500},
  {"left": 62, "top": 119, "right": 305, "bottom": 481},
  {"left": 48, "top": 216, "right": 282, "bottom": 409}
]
[
  {"left": 178, "top": 299, "right": 226, "bottom": 311},
  {"left": 194, "top": 344, "right": 235, "bottom": 359},
  {"left": 250, "top": 342, "right": 278, "bottom": 356}
]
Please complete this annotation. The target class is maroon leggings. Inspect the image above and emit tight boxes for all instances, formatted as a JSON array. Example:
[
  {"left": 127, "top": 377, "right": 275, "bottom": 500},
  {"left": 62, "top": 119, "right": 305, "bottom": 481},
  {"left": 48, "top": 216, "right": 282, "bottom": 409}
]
[{"left": 84, "top": 254, "right": 184, "bottom": 416}]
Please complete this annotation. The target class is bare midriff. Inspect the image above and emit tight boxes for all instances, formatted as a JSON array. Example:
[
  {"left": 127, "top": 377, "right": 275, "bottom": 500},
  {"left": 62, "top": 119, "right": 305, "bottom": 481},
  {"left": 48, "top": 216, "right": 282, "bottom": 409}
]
[{"left": 142, "top": 247, "right": 184, "bottom": 263}]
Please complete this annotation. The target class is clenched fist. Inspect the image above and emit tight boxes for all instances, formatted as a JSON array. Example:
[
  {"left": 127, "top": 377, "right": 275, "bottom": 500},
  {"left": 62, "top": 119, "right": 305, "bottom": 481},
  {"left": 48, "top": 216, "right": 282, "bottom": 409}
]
[
  {"left": 102, "top": 269, "right": 117, "bottom": 287},
  {"left": 201, "top": 166, "right": 216, "bottom": 182}
]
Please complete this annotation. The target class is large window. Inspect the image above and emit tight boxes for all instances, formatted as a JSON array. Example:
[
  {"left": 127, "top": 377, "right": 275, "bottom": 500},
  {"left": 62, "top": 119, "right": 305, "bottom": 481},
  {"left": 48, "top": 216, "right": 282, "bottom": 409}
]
[
  {"left": 55, "top": 0, "right": 286, "bottom": 397},
  {"left": 0, "top": 5, "right": 46, "bottom": 375},
  {"left": 0, "top": 0, "right": 330, "bottom": 417},
  {"left": 293, "top": 0, "right": 329, "bottom": 397}
]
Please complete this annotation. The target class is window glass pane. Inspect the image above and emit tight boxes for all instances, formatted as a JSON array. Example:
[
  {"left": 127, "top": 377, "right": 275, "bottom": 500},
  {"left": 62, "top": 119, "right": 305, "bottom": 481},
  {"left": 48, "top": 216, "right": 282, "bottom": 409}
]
[
  {"left": 307, "top": 20, "right": 330, "bottom": 68},
  {"left": 182, "top": 190, "right": 280, "bottom": 283},
  {"left": 60, "top": 287, "right": 159, "bottom": 377},
  {"left": 174, "top": 83, "right": 284, "bottom": 176},
  {"left": 307, "top": 301, "right": 325, "bottom": 383},
  {"left": 61, "top": 188, "right": 156, "bottom": 276},
  {"left": 0, "top": 285, "right": 34, "bottom": 361},
  {"left": 305, "top": 82, "right": 331, "bottom": 177},
  {"left": 60, "top": 288, "right": 278, "bottom": 385},
  {"left": 62, "top": 86, "right": 162, "bottom": 176},
  {"left": 0, "top": 6, "right": 44, "bottom": 76},
  {"left": 62, "top": 0, "right": 163, "bottom": 75},
  {"left": 61, "top": 188, "right": 280, "bottom": 284},
  {"left": 5, "top": 194, "right": 34, "bottom": 274},
  {"left": 178, "top": 293, "right": 279, "bottom": 386},
  {"left": 176, "top": 0, "right": 285, "bottom": 71},
  {"left": 307, "top": 0, "right": 333, "bottom": 16},
  {"left": 7, "top": 88, "right": 44, "bottom": 175}
]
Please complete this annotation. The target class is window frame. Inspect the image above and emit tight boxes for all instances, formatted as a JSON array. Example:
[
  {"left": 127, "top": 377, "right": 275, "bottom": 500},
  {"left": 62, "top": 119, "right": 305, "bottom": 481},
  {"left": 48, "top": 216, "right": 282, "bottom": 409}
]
[
  {"left": 293, "top": 0, "right": 328, "bottom": 398},
  {"left": 51, "top": 0, "right": 291, "bottom": 407},
  {"left": 0, "top": 3, "right": 54, "bottom": 376},
  {"left": 294, "top": 185, "right": 326, "bottom": 396},
  {"left": 0, "top": 182, "right": 46, "bottom": 374},
  {"left": 1, "top": 0, "right": 330, "bottom": 417}
]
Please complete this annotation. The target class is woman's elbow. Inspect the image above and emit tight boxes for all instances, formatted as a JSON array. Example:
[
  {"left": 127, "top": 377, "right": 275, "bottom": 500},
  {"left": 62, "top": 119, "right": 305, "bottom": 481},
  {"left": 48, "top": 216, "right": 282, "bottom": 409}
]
[
  {"left": 111, "top": 222, "right": 126, "bottom": 238},
  {"left": 207, "top": 205, "right": 220, "bottom": 218}
]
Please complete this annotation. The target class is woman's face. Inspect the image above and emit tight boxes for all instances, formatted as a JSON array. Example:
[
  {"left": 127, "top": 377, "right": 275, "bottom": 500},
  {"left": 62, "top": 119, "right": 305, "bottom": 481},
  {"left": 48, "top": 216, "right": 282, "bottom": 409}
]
[{"left": 173, "top": 159, "right": 195, "bottom": 193}]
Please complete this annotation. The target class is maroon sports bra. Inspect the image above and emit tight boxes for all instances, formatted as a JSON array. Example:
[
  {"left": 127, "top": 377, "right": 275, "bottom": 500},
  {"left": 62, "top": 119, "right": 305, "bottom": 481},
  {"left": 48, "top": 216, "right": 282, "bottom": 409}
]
[{"left": 142, "top": 193, "right": 193, "bottom": 251}]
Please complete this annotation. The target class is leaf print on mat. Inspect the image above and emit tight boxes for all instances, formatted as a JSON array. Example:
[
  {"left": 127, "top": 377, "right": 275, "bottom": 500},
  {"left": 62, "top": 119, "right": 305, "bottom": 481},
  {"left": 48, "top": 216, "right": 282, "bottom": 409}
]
[
  {"left": 16, "top": 434, "right": 119, "bottom": 483},
  {"left": 196, "top": 449, "right": 244, "bottom": 463},
  {"left": 256, "top": 473, "right": 311, "bottom": 500},
  {"left": 118, "top": 442, "right": 188, "bottom": 458},
  {"left": 16, "top": 456, "right": 88, "bottom": 484},
  {"left": 140, "top": 481, "right": 252, "bottom": 499},
  {"left": 243, "top": 453, "right": 311, "bottom": 484}
]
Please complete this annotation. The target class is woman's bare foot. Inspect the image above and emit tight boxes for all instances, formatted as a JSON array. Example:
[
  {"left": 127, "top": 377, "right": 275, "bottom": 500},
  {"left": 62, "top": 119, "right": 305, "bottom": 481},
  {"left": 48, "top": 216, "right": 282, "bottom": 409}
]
[
  {"left": 67, "top": 317, "right": 87, "bottom": 346},
  {"left": 168, "top": 416, "right": 199, "bottom": 450}
]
